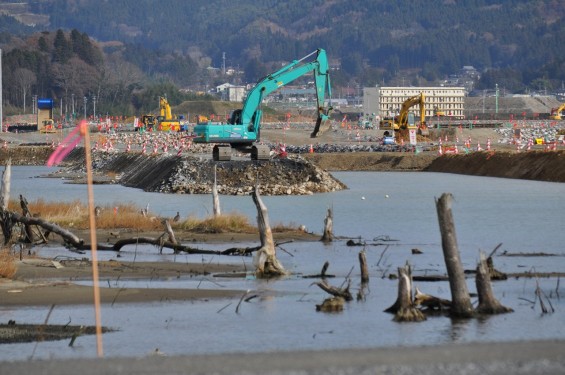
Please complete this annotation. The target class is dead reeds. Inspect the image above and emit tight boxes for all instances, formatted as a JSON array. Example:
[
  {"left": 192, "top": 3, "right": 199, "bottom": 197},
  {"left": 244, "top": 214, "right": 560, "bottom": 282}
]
[
  {"left": 0, "top": 247, "right": 17, "bottom": 279},
  {"left": 6, "top": 199, "right": 291, "bottom": 234}
]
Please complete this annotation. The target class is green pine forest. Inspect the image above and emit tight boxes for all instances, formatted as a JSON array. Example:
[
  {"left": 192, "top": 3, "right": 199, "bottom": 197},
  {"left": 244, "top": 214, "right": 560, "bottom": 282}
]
[{"left": 1, "top": 0, "right": 564, "bottom": 117}]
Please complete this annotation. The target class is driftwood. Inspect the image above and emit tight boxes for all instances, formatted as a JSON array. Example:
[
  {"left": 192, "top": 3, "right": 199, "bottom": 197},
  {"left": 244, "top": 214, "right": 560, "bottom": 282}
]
[
  {"left": 414, "top": 287, "right": 452, "bottom": 311},
  {"left": 314, "top": 279, "right": 353, "bottom": 301},
  {"left": 475, "top": 251, "right": 513, "bottom": 315},
  {"left": 212, "top": 164, "right": 221, "bottom": 217},
  {"left": 8, "top": 211, "right": 84, "bottom": 248},
  {"left": 435, "top": 193, "right": 474, "bottom": 318},
  {"left": 320, "top": 207, "right": 333, "bottom": 242},
  {"left": 302, "top": 261, "right": 336, "bottom": 279},
  {"left": 251, "top": 185, "right": 286, "bottom": 276},
  {"left": 385, "top": 264, "right": 426, "bottom": 322}
]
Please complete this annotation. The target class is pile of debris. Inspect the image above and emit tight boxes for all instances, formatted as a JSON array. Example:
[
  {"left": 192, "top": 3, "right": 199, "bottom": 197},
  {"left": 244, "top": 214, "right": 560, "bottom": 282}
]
[{"left": 60, "top": 149, "right": 347, "bottom": 196}]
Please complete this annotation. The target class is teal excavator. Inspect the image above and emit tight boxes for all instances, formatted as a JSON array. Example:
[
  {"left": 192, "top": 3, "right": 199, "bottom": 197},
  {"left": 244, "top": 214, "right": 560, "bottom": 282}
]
[{"left": 193, "top": 48, "right": 332, "bottom": 161}]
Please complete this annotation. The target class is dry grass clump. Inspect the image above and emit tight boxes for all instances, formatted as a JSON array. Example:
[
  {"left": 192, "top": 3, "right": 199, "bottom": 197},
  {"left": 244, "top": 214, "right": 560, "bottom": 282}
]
[
  {"left": 0, "top": 248, "right": 17, "bottom": 279},
  {"left": 6, "top": 199, "right": 299, "bottom": 234},
  {"left": 179, "top": 213, "right": 256, "bottom": 233},
  {"left": 8, "top": 199, "right": 163, "bottom": 230}
]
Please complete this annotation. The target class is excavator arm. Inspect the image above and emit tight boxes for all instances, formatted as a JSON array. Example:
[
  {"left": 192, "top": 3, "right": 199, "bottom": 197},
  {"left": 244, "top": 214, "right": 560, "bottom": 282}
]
[
  {"left": 194, "top": 48, "right": 332, "bottom": 153},
  {"left": 397, "top": 93, "right": 425, "bottom": 129},
  {"left": 550, "top": 103, "right": 565, "bottom": 120},
  {"left": 231, "top": 49, "right": 332, "bottom": 138}
]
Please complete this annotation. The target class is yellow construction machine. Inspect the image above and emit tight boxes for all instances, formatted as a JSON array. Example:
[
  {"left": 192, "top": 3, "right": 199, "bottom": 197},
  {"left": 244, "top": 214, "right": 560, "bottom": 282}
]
[
  {"left": 550, "top": 103, "right": 565, "bottom": 120},
  {"left": 157, "top": 96, "right": 181, "bottom": 131},
  {"left": 380, "top": 93, "right": 428, "bottom": 136}
]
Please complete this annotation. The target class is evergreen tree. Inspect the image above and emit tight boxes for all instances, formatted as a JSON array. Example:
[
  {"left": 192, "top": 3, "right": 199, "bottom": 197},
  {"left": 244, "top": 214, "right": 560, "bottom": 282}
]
[{"left": 53, "top": 29, "right": 72, "bottom": 64}]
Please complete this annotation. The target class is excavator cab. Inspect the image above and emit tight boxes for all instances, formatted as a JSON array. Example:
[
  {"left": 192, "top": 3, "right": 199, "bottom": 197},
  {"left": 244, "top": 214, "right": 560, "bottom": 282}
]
[{"left": 228, "top": 109, "right": 242, "bottom": 125}]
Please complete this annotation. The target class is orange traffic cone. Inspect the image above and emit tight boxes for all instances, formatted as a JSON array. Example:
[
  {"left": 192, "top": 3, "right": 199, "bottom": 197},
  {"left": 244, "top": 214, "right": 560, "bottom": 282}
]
[{"left": 309, "top": 144, "right": 314, "bottom": 153}]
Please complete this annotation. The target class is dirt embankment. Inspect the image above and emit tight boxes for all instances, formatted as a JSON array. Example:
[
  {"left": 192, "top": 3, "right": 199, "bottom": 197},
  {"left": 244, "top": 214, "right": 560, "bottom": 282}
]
[
  {"left": 303, "top": 152, "right": 437, "bottom": 171},
  {"left": 1, "top": 145, "right": 565, "bottom": 184},
  {"left": 426, "top": 151, "right": 565, "bottom": 182}
]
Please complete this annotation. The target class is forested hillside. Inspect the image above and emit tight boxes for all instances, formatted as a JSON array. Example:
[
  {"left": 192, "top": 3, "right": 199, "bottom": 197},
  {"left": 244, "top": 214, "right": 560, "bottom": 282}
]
[
  {"left": 0, "top": 0, "right": 564, "bottom": 117},
  {"left": 27, "top": 0, "right": 565, "bottom": 85}
]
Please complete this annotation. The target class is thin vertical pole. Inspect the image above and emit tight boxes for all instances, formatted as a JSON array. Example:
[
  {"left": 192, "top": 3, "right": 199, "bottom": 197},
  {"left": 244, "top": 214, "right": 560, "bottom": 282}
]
[{"left": 81, "top": 123, "right": 103, "bottom": 357}]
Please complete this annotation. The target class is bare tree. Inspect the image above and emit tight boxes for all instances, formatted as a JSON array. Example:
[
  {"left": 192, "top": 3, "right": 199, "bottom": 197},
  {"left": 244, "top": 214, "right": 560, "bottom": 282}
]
[{"left": 13, "top": 68, "right": 36, "bottom": 112}]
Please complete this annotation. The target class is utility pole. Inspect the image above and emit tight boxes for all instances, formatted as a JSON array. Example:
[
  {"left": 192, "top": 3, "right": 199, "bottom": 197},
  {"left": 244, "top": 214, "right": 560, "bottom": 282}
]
[
  {"left": 222, "top": 52, "right": 226, "bottom": 75},
  {"left": 84, "top": 96, "right": 87, "bottom": 119},
  {"left": 93, "top": 95, "right": 96, "bottom": 119},
  {"left": 495, "top": 83, "right": 499, "bottom": 114}
]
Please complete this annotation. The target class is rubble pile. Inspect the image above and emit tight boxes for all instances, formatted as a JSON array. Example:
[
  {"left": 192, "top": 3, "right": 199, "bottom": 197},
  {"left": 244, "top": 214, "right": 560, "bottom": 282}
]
[{"left": 61, "top": 150, "right": 347, "bottom": 196}]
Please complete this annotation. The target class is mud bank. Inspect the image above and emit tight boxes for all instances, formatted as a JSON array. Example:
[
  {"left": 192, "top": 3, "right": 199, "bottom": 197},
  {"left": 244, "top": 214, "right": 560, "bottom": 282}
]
[{"left": 426, "top": 150, "right": 565, "bottom": 182}]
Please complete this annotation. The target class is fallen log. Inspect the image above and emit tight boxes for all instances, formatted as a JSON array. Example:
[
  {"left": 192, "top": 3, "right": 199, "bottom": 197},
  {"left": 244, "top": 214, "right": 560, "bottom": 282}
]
[
  {"left": 7, "top": 211, "right": 84, "bottom": 248},
  {"left": 414, "top": 287, "right": 451, "bottom": 311}
]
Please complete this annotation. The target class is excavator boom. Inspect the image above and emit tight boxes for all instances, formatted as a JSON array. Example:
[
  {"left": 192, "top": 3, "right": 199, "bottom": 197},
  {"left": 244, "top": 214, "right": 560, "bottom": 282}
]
[{"left": 550, "top": 103, "right": 565, "bottom": 120}]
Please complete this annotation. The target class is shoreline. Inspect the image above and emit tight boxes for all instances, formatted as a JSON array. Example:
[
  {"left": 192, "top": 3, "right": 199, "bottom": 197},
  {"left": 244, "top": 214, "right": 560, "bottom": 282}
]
[{"left": 2, "top": 339, "right": 564, "bottom": 374}]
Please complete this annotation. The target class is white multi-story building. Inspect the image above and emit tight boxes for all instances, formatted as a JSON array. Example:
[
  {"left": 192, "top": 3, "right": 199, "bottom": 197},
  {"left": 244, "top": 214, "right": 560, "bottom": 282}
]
[{"left": 363, "top": 86, "right": 466, "bottom": 120}]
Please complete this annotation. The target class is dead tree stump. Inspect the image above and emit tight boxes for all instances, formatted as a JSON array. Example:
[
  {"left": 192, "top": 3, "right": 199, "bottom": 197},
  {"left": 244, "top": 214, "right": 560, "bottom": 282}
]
[
  {"left": 252, "top": 185, "right": 286, "bottom": 277},
  {"left": 359, "top": 250, "right": 369, "bottom": 283},
  {"left": 163, "top": 219, "right": 177, "bottom": 245},
  {"left": 0, "top": 160, "right": 13, "bottom": 244},
  {"left": 475, "top": 251, "right": 513, "bottom": 315},
  {"left": 435, "top": 193, "right": 474, "bottom": 318},
  {"left": 212, "top": 164, "right": 221, "bottom": 217},
  {"left": 385, "top": 264, "right": 426, "bottom": 322},
  {"left": 320, "top": 207, "right": 333, "bottom": 242}
]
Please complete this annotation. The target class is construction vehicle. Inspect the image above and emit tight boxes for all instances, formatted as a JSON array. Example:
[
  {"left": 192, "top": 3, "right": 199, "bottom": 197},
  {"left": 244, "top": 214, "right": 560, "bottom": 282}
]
[
  {"left": 433, "top": 106, "right": 446, "bottom": 117},
  {"left": 140, "top": 114, "right": 156, "bottom": 131},
  {"left": 39, "top": 118, "right": 57, "bottom": 133},
  {"left": 157, "top": 96, "right": 181, "bottom": 131},
  {"left": 193, "top": 48, "right": 332, "bottom": 161},
  {"left": 379, "top": 93, "right": 428, "bottom": 136},
  {"left": 550, "top": 103, "right": 565, "bottom": 120}
]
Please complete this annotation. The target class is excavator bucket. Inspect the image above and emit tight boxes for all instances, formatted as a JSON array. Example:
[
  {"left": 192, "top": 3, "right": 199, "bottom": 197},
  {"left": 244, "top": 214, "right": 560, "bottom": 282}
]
[{"left": 311, "top": 116, "right": 331, "bottom": 138}]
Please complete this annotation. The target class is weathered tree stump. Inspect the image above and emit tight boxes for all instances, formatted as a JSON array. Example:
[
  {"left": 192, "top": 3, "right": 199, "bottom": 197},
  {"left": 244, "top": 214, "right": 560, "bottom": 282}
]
[
  {"left": 163, "top": 219, "right": 177, "bottom": 245},
  {"left": 385, "top": 264, "right": 426, "bottom": 322},
  {"left": 0, "top": 160, "right": 12, "bottom": 244},
  {"left": 320, "top": 207, "right": 333, "bottom": 242},
  {"left": 435, "top": 193, "right": 474, "bottom": 318},
  {"left": 475, "top": 251, "right": 513, "bottom": 315},
  {"left": 316, "top": 296, "right": 345, "bottom": 312},
  {"left": 359, "top": 249, "right": 369, "bottom": 283},
  {"left": 252, "top": 185, "right": 286, "bottom": 277},
  {"left": 212, "top": 164, "right": 221, "bottom": 217}
]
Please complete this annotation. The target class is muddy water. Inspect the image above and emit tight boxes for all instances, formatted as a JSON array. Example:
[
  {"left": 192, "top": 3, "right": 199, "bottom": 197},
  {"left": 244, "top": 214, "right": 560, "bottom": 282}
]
[{"left": 1, "top": 167, "right": 564, "bottom": 360}]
